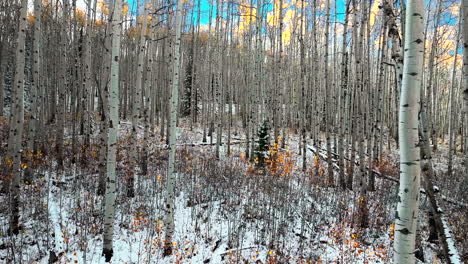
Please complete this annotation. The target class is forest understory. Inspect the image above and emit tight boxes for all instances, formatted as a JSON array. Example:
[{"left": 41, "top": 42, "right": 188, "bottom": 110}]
[{"left": 0, "top": 118, "right": 466, "bottom": 264}]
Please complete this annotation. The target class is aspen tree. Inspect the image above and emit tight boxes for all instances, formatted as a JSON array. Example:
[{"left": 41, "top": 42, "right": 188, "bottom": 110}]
[
  {"left": 394, "top": 0, "right": 424, "bottom": 263},
  {"left": 274, "top": 0, "right": 284, "bottom": 145},
  {"left": 425, "top": 0, "right": 442, "bottom": 151},
  {"left": 24, "top": 0, "right": 43, "bottom": 182},
  {"left": 448, "top": 22, "right": 461, "bottom": 177},
  {"left": 356, "top": 0, "right": 369, "bottom": 228},
  {"left": 300, "top": 0, "right": 306, "bottom": 171},
  {"left": 82, "top": 0, "right": 96, "bottom": 153},
  {"left": 56, "top": 0, "right": 70, "bottom": 170},
  {"left": 324, "top": 0, "right": 334, "bottom": 186},
  {"left": 163, "top": 0, "right": 183, "bottom": 256},
  {"left": 0, "top": 41, "right": 4, "bottom": 117},
  {"left": 102, "top": 0, "right": 123, "bottom": 261},
  {"left": 339, "top": 0, "right": 350, "bottom": 189},
  {"left": 462, "top": 0, "right": 468, "bottom": 172},
  {"left": 7, "top": 0, "right": 28, "bottom": 234},
  {"left": 129, "top": 0, "right": 149, "bottom": 197}
]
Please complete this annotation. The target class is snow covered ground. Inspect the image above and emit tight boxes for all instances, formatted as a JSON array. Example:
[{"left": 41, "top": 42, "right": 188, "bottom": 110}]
[{"left": 0, "top": 124, "right": 463, "bottom": 263}]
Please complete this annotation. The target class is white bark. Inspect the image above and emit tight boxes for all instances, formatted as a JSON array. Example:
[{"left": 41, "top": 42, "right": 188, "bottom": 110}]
[
  {"left": 27, "top": 0, "right": 42, "bottom": 154},
  {"left": 7, "top": 0, "right": 28, "bottom": 234},
  {"left": 102, "top": 0, "right": 122, "bottom": 261},
  {"left": 130, "top": 0, "right": 148, "bottom": 194},
  {"left": 394, "top": 1, "right": 424, "bottom": 263},
  {"left": 163, "top": 0, "right": 183, "bottom": 256}
]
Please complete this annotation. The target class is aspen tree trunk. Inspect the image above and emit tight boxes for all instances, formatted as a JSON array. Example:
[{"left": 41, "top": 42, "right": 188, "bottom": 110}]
[
  {"left": 82, "top": 0, "right": 95, "bottom": 158},
  {"left": 324, "top": 0, "right": 334, "bottom": 186},
  {"left": 368, "top": 20, "right": 388, "bottom": 192},
  {"left": 6, "top": 0, "right": 28, "bottom": 234},
  {"left": 300, "top": 0, "right": 306, "bottom": 171},
  {"left": 448, "top": 23, "right": 461, "bottom": 177},
  {"left": 163, "top": 0, "right": 183, "bottom": 256},
  {"left": 190, "top": 0, "right": 201, "bottom": 131},
  {"left": 425, "top": 0, "right": 442, "bottom": 151},
  {"left": 394, "top": 1, "right": 424, "bottom": 263},
  {"left": 25, "top": 0, "right": 43, "bottom": 182},
  {"left": 128, "top": 0, "right": 148, "bottom": 197},
  {"left": 357, "top": 0, "right": 369, "bottom": 228},
  {"left": 97, "top": 8, "right": 113, "bottom": 196},
  {"left": 274, "top": 0, "right": 284, "bottom": 145},
  {"left": 383, "top": 0, "right": 403, "bottom": 146},
  {"left": 339, "top": 0, "right": 350, "bottom": 189},
  {"left": 142, "top": 6, "right": 158, "bottom": 176},
  {"left": 56, "top": 0, "right": 70, "bottom": 170},
  {"left": 102, "top": 0, "right": 122, "bottom": 261},
  {"left": 215, "top": 0, "right": 222, "bottom": 159},
  {"left": 0, "top": 42, "right": 4, "bottom": 117},
  {"left": 462, "top": 0, "right": 468, "bottom": 173}
]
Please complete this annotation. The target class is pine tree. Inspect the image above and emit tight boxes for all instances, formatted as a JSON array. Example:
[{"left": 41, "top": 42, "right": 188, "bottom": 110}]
[
  {"left": 254, "top": 119, "right": 270, "bottom": 168},
  {"left": 182, "top": 48, "right": 193, "bottom": 117}
]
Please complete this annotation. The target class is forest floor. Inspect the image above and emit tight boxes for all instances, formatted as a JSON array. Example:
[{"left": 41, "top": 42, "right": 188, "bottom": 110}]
[{"left": 0, "top": 120, "right": 466, "bottom": 264}]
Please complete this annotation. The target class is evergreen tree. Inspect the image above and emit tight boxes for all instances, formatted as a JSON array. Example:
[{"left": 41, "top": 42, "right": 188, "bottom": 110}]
[
  {"left": 181, "top": 45, "right": 193, "bottom": 117},
  {"left": 254, "top": 119, "right": 270, "bottom": 168}
]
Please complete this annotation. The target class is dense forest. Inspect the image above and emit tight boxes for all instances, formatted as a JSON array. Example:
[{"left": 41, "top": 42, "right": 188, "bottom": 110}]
[{"left": 0, "top": 0, "right": 466, "bottom": 263}]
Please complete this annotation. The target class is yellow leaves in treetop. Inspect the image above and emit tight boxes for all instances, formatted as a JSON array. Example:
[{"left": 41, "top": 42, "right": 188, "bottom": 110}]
[
  {"left": 98, "top": 0, "right": 129, "bottom": 17},
  {"left": 429, "top": 24, "right": 462, "bottom": 70},
  {"left": 75, "top": 9, "right": 86, "bottom": 26},
  {"left": 238, "top": 0, "right": 257, "bottom": 33},
  {"left": 122, "top": 2, "right": 129, "bottom": 16},
  {"left": 97, "top": 0, "right": 110, "bottom": 16},
  {"left": 137, "top": 14, "right": 153, "bottom": 26},
  {"left": 266, "top": 0, "right": 297, "bottom": 44},
  {"left": 369, "top": 0, "right": 381, "bottom": 28}
]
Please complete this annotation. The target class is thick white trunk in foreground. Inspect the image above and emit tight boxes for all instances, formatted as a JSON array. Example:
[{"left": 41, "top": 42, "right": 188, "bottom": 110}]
[
  {"left": 102, "top": 0, "right": 122, "bottom": 261},
  {"left": 394, "top": 1, "right": 424, "bottom": 263},
  {"left": 163, "top": 0, "right": 183, "bottom": 257},
  {"left": 8, "top": 0, "right": 28, "bottom": 235}
]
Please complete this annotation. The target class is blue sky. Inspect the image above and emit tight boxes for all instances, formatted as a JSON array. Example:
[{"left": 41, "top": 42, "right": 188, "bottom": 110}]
[{"left": 126, "top": 0, "right": 348, "bottom": 25}]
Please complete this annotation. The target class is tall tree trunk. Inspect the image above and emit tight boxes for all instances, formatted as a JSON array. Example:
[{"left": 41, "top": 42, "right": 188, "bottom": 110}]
[
  {"left": 56, "top": 0, "right": 70, "bottom": 170},
  {"left": 324, "top": 0, "right": 334, "bottom": 186},
  {"left": 6, "top": 0, "right": 28, "bottom": 234},
  {"left": 425, "top": 0, "right": 442, "bottom": 151},
  {"left": 339, "top": 0, "right": 350, "bottom": 189},
  {"left": 102, "top": 0, "right": 122, "bottom": 261},
  {"left": 448, "top": 22, "right": 461, "bottom": 177},
  {"left": 24, "top": 0, "right": 42, "bottom": 183},
  {"left": 462, "top": 0, "right": 468, "bottom": 173},
  {"left": 163, "top": 0, "right": 183, "bottom": 256},
  {"left": 129, "top": 0, "right": 148, "bottom": 197},
  {"left": 0, "top": 41, "right": 4, "bottom": 117},
  {"left": 394, "top": 1, "right": 424, "bottom": 263}
]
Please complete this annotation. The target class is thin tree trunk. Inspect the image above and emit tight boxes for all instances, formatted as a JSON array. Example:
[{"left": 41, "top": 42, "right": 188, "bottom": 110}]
[
  {"left": 24, "top": 0, "right": 42, "bottom": 182},
  {"left": 394, "top": 1, "right": 424, "bottom": 263},
  {"left": 163, "top": 0, "right": 183, "bottom": 256},
  {"left": 448, "top": 22, "right": 461, "bottom": 177},
  {"left": 462, "top": 0, "right": 468, "bottom": 173},
  {"left": 102, "top": 0, "right": 122, "bottom": 261}
]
